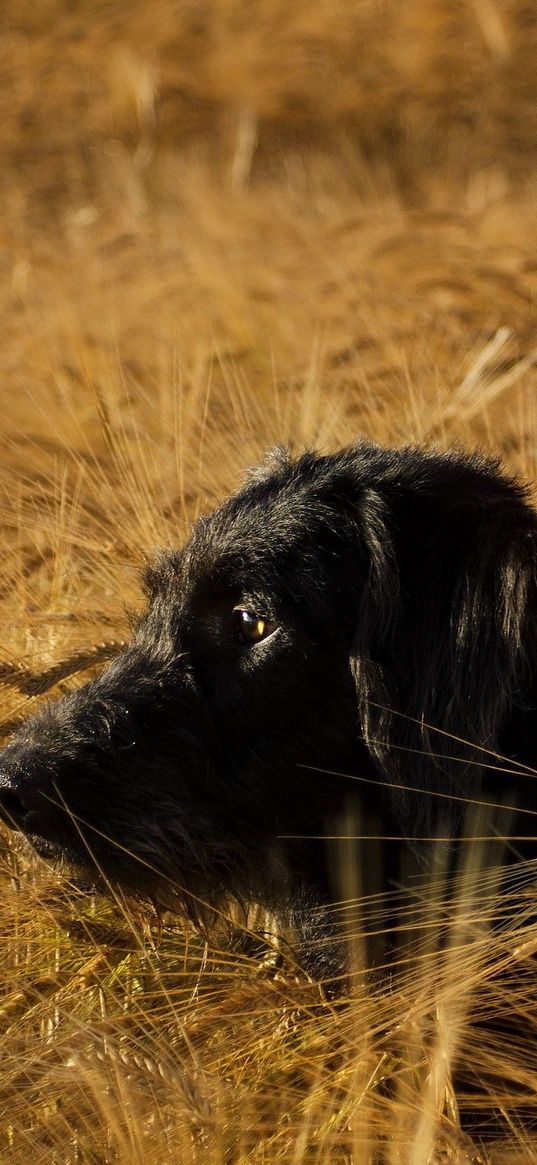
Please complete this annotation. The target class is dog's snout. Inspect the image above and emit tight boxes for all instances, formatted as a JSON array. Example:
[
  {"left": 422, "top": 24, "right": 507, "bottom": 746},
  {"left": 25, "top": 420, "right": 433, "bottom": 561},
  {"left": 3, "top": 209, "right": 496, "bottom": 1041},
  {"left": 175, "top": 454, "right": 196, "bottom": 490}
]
[
  {"left": 0, "top": 753, "right": 49, "bottom": 832},
  {"left": 0, "top": 781, "right": 27, "bottom": 829}
]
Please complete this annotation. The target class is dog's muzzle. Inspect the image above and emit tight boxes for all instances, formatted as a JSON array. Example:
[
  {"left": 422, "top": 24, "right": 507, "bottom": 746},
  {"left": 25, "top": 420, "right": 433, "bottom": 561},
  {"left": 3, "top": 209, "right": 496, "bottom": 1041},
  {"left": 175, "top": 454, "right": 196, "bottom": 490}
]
[{"left": 0, "top": 748, "right": 55, "bottom": 836}]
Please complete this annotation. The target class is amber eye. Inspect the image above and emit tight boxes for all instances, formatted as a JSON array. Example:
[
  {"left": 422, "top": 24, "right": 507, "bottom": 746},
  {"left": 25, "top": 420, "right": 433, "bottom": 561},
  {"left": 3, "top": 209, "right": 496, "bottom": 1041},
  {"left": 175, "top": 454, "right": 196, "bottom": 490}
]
[{"left": 233, "top": 607, "right": 277, "bottom": 644}]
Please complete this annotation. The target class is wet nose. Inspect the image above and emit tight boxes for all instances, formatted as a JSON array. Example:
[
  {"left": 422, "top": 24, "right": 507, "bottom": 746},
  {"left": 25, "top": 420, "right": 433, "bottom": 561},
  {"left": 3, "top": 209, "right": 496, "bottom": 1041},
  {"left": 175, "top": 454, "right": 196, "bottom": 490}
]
[
  {"left": 0, "top": 783, "right": 27, "bottom": 829},
  {"left": 0, "top": 753, "right": 43, "bottom": 831}
]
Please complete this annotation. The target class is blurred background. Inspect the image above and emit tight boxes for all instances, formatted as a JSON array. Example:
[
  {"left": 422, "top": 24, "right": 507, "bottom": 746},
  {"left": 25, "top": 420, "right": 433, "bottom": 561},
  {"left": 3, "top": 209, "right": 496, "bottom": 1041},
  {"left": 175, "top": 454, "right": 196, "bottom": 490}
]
[{"left": 1, "top": 0, "right": 537, "bottom": 476}]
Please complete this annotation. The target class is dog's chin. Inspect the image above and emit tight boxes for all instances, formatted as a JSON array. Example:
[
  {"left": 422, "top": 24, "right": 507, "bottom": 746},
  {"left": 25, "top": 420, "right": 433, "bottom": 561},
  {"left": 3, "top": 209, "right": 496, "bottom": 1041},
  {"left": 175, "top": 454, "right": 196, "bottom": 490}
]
[
  {"left": 25, "top": 832, "right": 135, "bottom": 895},
  {"left": 26, "top": 833, "right": 176, "bottom": 904},
  {"left": 27, "top": 832, "right": 84, "bottom": 867},
  {"left": 20, "top": 825, "right": 204, "bottom": 920},
  {"left": 23, "top": 826, "right": 101, "bottom": 878},
  {"left": 27, "top": 834, "right": 60, "bottom": 859}
]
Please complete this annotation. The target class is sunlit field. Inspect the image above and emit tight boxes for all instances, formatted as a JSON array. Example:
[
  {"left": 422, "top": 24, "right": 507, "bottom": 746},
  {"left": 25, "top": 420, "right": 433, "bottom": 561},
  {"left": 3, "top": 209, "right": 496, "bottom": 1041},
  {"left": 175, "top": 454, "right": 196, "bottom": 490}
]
[{"left": 1, "top": 2, "right": 537, "bottom": 1161}]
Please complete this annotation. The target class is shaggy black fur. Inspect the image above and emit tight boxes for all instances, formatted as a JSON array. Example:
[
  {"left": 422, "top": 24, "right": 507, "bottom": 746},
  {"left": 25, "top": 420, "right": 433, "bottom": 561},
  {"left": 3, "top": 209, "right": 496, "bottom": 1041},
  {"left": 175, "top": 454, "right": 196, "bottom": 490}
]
[{"left": 1, "top": 442, "right": 537, "bottom": 976}]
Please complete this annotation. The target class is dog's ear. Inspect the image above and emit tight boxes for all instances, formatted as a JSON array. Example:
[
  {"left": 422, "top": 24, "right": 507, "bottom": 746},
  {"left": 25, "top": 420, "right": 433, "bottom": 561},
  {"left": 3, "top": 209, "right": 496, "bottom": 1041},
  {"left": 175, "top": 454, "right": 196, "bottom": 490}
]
[{"left": 348, "top": 452, "right": 537, "bottom": 835}]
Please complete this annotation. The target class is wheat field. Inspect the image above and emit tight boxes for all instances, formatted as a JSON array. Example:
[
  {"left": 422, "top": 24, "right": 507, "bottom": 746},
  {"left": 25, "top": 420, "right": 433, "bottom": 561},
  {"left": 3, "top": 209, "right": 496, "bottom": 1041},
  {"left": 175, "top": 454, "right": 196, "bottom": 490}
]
[{"left": 1, "top": 2, "right": 537, "bottom": 1161}]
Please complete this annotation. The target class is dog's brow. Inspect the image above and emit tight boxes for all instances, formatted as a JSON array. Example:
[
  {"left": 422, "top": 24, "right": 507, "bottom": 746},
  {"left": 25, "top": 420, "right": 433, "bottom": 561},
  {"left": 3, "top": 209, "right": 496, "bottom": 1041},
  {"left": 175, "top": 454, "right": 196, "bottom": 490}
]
[{"left": 142, "top": 549, "right": 185, "bottom": 594}]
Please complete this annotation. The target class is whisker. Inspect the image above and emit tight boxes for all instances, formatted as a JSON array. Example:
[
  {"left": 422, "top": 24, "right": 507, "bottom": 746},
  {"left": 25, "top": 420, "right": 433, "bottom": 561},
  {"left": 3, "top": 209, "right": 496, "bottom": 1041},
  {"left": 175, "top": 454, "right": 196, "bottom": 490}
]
[
  {"left": 298, "top": 763, "right": 537, "bottom": 818},
  {"left": 365, "top": 699, "right": 537, "bottom": 777},
  {"left": 279, "top": 834, "right": 537, "bottom": 842},
  {"left": 361, "top": 735, "right": 537, "bottom": 781}
]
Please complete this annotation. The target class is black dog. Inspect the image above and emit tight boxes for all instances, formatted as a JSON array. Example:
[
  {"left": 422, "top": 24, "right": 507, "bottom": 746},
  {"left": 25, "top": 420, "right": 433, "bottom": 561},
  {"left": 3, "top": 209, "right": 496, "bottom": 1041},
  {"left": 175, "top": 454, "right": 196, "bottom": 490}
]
[{"left": 0, "top": 442, "right": 536, "bottom": 975}]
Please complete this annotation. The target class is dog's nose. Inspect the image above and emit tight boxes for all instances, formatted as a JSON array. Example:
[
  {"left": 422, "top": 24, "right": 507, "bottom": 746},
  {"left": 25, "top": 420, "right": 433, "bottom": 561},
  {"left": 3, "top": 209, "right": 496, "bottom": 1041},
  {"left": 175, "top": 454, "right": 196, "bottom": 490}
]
[
  {"left": 0, "top": 753, "right": 41, "bottom": 831},
  {"left": 0, "top": 781, "right": 27, "bottom": 829}
]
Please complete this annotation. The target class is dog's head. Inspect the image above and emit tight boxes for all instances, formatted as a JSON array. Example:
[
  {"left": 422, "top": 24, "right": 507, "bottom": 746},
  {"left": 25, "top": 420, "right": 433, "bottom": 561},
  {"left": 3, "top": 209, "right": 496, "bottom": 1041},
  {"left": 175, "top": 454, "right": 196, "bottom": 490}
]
[{"left": 0, "top": 443, "right": 535, "bottom": 912}]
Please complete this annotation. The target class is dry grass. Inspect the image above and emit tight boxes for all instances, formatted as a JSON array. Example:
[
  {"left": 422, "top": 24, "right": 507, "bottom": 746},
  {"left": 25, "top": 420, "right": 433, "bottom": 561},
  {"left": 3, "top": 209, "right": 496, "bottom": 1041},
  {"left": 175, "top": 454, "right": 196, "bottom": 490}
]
[{"left": 1, "top": 0, "right": 537, "bottom": 1160}]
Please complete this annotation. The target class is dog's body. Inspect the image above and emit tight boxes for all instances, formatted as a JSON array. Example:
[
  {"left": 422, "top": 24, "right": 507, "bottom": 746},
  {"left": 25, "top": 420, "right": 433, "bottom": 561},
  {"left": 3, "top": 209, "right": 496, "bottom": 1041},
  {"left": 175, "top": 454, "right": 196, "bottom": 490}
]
[{"left": 1, "top": 442, "right": 537, "bottom": 976}]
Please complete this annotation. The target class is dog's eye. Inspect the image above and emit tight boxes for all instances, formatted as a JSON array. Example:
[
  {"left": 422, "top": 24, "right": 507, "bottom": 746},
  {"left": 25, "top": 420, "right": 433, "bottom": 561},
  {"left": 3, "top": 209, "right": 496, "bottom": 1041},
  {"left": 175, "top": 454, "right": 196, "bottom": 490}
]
[{"left": 233, "top": 607, "right": 277, "bottom": 645}]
